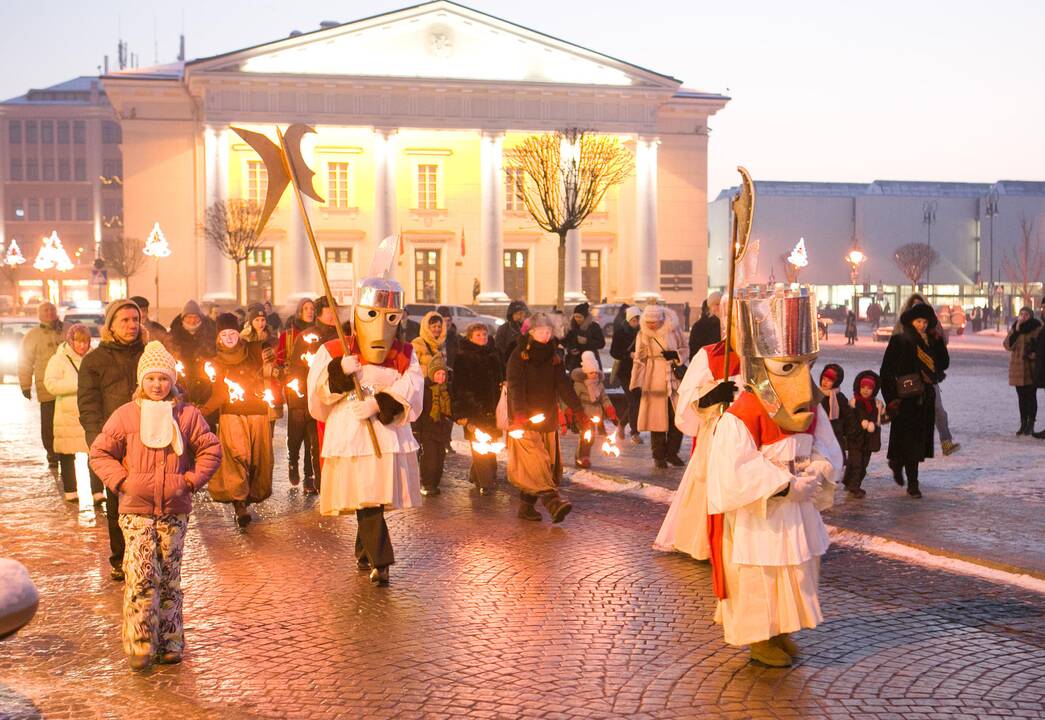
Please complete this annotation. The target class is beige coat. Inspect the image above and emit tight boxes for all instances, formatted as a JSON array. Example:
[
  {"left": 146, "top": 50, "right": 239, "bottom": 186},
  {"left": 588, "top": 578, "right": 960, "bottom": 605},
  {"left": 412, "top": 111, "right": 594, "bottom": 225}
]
[
  {"left": 411, "top": 311, "right": 446, "bottom": 376},
  {"left": 1004, "top": 323, "right": 1041, "bottom": 387},
  {"left": 19, "top": 322, "right": 63, "bottom": 402},
  {"left": 630, "top": 312, "right": 686, "bottom": 432},
  {"left": 43, "top": 342, "right": 89, "bottom": 454}
]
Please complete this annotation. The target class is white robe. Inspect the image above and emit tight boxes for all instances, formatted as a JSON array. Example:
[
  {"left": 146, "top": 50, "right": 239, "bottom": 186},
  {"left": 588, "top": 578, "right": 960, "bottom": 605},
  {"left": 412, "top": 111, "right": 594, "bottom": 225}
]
[
  {"left": 706, "top": 404, "right": 842, "bottom": 646},
  {"left": 307, "top": 344, "right": 424, "bottom": 515},
  {"left": 653, "top": 347, "right": 741, "bottom": 559}
]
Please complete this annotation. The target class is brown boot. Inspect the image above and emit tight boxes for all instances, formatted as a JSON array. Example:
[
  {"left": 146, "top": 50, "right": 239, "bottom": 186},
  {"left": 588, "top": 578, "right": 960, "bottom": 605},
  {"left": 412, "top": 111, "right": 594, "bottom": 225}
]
[
  {"left": 540, "top": 491, "right": 573, "bottom": 524},
  {"left": 517, "top": 493, "right": 542, "bottom": 521},
  {"left": 750, "top": 640, "right": 791, "bottom": 667},
  {"left": 770, "top": 633, "right": 799, "bottom": 657}
]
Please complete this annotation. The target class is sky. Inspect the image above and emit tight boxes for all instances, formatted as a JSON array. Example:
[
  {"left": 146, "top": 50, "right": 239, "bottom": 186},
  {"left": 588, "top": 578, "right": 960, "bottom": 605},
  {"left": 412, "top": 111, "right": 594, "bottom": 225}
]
[{"left": 2, "top": 0, "right": 1043, "bottom": 196}]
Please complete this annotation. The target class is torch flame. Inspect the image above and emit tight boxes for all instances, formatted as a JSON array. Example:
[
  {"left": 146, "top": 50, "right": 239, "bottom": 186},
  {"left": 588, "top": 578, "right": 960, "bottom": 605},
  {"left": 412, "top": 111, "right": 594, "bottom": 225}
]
[
  {"left": 583, "top": 429, "right": 593, "bottom": 442},
  {"left": 262, "top": 388, "right": 276, "bottom": 408},
  {"left": 301, "top": 350, "right": 318, "bottom": 368},
  {"left": 470, "top": 428, "right": 505, "bottom": 455},
  {"left": 224, "top": 377, "right": 246, "bottom": 403},
  {"left": 600, "top": 430, "right": 621, "bottom": 458},
  {"left": 286, "top": 378, "right": 303, "bottom": 398},
  {"left": 508, "top": 429, "right": 525, "bottom": 440},
  {"left": 591, "top": 415, "right": 601, "bottom": 424},
  {"left": 174, "top": 361, "right": 185, "bottom": 378},
  {"left": 529, "top": 413, "right": 546, "bottom": 424},
  {"left": 302, "top": 332, "right": 319, "bottom": 344},
  {"left": 203, "top": 361, "right": 216, "bottom": 383}
]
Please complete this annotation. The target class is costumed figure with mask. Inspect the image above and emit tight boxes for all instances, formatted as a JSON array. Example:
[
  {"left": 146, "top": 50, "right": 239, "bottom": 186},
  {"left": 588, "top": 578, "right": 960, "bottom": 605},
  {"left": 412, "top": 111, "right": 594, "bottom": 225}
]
[
  {"left": 306, "top": 238, "right": 423, "bottom": 586},
  {"left": 705, "top": 284, "right": 842, "bottom": 667},
  {"left": 654, "top": 292, "right": 742, "bottom": 560}
]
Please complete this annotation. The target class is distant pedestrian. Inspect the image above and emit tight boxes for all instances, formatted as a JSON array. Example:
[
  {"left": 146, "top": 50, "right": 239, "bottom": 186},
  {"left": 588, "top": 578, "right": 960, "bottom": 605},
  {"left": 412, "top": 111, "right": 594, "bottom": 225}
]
[
  {"left": 1033, "top": 299, "right": 1045, "bottom": 438},
  {"left": 436, "top": 306, "right": 460, "bottom": 367},
  {"left": 495, "top": 300, "right": 529, "bottom": 365},
  {"left": 844, "top": 311, "right": 857, "bottom": 345},
  {"left": 199, "top": 313, "right": 275, "bottom": 528},
  {"left": 611, "top": 306, "right": 643, "bottom": 443},
  {"left": 451, "top": 322, "right": 502, "bottom": 493},
  {"left": 89, "top": 340, "right": 221, "bottom": 671},
  {"left": 570, "top": 351, "right": 617, "bottom": 469},
  {"left": 688, "top": 291, "right": 722, "bottom": 360},
  {"left": 263, "top": 300, "right": 283, "bottom": 335},
  {"left": 414, "top": 355, "right": 453, "bottom": 496},
  {"left": 78, "top": 299, "right": 146, "bottom": 581},
  {"left": 563, "top": 302, "right": 606, "bottom": 372},
  {"left": 866, "top": 301, "right": 883, "bottom": 330},
  {"left": 505, "top": 312, "right": 586, "bottom": 522},
  {"left": 44, "top": 324, "right": 102, "bottom": 504},
  {"left": 843, "top": 371, "right": 890, "bottom": 498},
  {"left": 1003, "top": 306, "right": 1042, "bottom": 436},
  {"left": 18, "top": 301, "right": 63, "bottom": 469}
]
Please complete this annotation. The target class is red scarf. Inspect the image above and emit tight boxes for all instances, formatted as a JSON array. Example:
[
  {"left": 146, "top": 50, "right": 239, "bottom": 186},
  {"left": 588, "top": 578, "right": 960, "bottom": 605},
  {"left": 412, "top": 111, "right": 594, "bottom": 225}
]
[
  {"left": 707, "top": 390, "right": 817, "bottom": 601},
  {"left": 703, "top": 340, "right": 741, "bottom": 381}
]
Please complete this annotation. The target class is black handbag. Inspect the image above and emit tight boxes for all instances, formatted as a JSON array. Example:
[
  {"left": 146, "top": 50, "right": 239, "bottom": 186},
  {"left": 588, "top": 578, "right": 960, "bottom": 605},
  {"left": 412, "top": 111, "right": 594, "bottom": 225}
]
[{"left": 896, "top": 373, "right": 924, "bottom": 399}]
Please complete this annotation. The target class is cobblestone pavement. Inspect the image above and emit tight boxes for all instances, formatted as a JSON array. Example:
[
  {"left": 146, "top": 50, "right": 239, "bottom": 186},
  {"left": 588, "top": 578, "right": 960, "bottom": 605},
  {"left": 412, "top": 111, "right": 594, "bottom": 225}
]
[{"left": 2, "top": 387, "right": 1044, "bottom": 720}]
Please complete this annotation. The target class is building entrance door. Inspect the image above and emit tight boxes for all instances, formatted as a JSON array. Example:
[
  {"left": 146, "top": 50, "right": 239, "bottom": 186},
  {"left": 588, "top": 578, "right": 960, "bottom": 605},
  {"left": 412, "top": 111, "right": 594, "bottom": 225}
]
[
  {"left": 246, "top": 248, "right": 273, "bottom": 304},
  {"left": 503, "top": 249, "right": 528, "bottom": 301},
  {"left": 414, "top": 249, "right": 441, "bottom": 302},
  {"left": 581, "top": 250, "right": 601, "bottom": 302}
]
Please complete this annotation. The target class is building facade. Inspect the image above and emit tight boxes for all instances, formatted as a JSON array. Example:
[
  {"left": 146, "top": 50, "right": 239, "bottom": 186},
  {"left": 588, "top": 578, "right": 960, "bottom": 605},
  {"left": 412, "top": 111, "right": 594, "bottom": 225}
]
[
  {"left": 101, "top": 1, "right": 727, "bottom": 318},
  {"left": 709, "top": 180, "right": 1045, "bottom": 317},
  {"left": 0, "top": 77, "right": 125, "bottom": 307}
]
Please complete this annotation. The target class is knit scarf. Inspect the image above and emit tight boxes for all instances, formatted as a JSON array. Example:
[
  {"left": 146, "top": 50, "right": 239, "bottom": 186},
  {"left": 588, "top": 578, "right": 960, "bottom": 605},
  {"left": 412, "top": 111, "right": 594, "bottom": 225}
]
[
  {"left": 856, "top": 394, "right": 875, "bottom": 417},
  {"left": 217, "top": 340, "right": 249, "bottom": 366},
  {"left": 139, "top": 400, "right": 183, "bottom": 455},
  {"left": 429, "top": 383, "right": 452, "bottom": 422},
  {"left": 823, "top": 388, "right": 840, "bottom": 421}
]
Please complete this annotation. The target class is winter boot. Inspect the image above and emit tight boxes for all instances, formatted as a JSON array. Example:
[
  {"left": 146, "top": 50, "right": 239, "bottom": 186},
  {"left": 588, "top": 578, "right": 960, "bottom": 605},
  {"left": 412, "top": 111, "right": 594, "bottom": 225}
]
[
  {"left": 906, "top": 466, "right": 922, "bottom": 498},
  {"left": 749, "top": 640, "right": 791, "bottom": 667},
  {"left": 540, "top": 491, "right": 573, "bottom": 524},
  {"left": 941, "top": 440, "right": 961, "bottom": 455},
  {"left": 233, "top": 501, "right": 252, "bottom": 528},
  {"left": 289, "top": 465, "right": 301, "bottom": 486},
  {"left": 574, "top": 456, "right": 591, "bottom": 469},
  {"left": 369, "top": 566, "right": 390, "bottom": 586},
  {"left": 128, "top": 654, "right": 152, "bottom": 672},
  {"left": 889, "top": 462, "right": 905, "bottom": 487},
  {"left": 771, "top": 633, "right": 800, "bottom": 657},
  {"left": 517, "top": 493, "right": 542, "bottom": 521}
]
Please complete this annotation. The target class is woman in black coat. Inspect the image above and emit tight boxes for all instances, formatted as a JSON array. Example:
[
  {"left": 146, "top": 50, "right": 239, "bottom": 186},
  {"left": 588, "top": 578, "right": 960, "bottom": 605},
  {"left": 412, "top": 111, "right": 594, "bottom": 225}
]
[
  {"left": 451, "top": 322, "right": 504, "bottom": 493},
  {"left": 562, "top": 302, "right": 606, "bottom": 372},
  {"left": 879, "top": 303, "right": 949, "bottom": 498},
  {"left": 610, "top": 306, "right": 642, "bottom": 441}
]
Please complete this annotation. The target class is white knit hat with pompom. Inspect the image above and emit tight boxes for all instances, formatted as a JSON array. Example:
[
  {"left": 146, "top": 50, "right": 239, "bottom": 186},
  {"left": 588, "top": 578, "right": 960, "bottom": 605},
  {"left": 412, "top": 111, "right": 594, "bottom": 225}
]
[{"left": 137, "top": 340, "right": 178, "bottom": 387}]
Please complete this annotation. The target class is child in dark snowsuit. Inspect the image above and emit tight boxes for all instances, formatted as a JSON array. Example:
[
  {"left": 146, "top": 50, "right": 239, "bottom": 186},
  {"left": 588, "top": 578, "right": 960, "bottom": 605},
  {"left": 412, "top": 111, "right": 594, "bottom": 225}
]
[
  {"left": 818, "top": 364, "right": 851, "bottom": 463},
  {"left": 414, "top": 355, "right": 453, "bottom": 496},
  {"left": 843, "top": 370, "right": 890, "bottom": 498}
]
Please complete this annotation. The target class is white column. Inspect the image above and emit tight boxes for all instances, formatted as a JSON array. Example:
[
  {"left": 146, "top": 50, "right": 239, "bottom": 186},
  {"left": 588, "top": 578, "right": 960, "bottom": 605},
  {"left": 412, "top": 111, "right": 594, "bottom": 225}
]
[
  {"left": 564, "top": 228, "right": 586, "bottom": 304},
  {"left": 287, "top": 132, "right": 318, "bottom": 305},
  {"left": 477, "top": 130, "right": 510, "bottom": 304},
  {"left": 373, "top": 128, "right": 398, "bottom": 244},
  {"left": 633, "top": 136, "right": 661, "bottom": 302},
  {"left": 203, "top": 124, "right": 235, "bottom": 302}
]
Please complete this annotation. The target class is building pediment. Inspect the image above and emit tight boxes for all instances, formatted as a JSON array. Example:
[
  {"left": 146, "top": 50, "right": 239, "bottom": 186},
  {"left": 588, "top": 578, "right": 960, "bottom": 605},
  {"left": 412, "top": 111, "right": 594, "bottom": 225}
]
[{"left": 189, "top": 1, "right": 680, "bottom": 90}]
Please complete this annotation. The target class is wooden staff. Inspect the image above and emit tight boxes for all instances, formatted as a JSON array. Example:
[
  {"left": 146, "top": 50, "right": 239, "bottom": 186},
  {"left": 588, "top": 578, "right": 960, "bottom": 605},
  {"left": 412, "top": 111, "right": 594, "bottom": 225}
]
[{"left": 275, "top": 127, "right": 382, "bottom": 458}]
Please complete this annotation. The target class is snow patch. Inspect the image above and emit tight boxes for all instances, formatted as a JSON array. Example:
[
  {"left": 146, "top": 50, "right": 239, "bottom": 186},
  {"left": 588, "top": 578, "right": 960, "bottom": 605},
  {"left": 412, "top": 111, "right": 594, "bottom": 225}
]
[{"left": 567, "top": 469, "right": 676, "bottom": 505}]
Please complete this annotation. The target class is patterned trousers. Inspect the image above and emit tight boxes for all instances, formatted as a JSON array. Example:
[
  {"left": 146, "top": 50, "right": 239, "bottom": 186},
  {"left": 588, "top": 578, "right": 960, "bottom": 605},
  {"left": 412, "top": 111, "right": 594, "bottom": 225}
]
[{"left": 118, "top": 514, "right": 189, "bottom": 658}]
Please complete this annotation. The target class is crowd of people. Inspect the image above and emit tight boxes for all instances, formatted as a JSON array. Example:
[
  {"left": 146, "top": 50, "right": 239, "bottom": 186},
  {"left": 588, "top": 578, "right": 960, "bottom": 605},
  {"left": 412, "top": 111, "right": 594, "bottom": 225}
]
[{"left": 15, "top": 283, "right": 1045, "bottom": 673}]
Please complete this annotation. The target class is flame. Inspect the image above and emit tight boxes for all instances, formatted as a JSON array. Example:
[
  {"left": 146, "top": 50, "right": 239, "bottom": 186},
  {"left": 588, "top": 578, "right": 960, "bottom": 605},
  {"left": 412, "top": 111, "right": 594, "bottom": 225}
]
[
  {"left": 600, "top": 430, "right": 622, "bottom": 458},
  {"left": 262, "top": 388, "right": 275, "bottom": 408},
  {"left": 301, "top": 350, "right": 318, "bottom": 368},
  {"left": 787, "top": 238, "right": 809, "bottom": 268},
  {"left": 583, "top": 429, "right": 593, "bottom": 442},
  {"left": 224, "top": 377, "right": 245, "bottom": 403},
  {"left": 591, "top": 415, "right": 601, "bottom": 424},
  {"left": 286, "top": 378, "right": 303, "bottom": 398},
  {"left": 302, "top": 332, "right": 319, "bottom": 344},
  {"left": 529, "top": 413, "right": 546, "bottom": 424},
  {"left": 203, "top": 361, "right": 216, "bottom": 383},
  {"left": 174, "top": 361, "right": 185, "bottom": 378},
  {"left": 471, "top": 428, "right": 506, "bottom": 456},
  {"left": 508, "top": 429, "right": 525, "bottom": 440}
]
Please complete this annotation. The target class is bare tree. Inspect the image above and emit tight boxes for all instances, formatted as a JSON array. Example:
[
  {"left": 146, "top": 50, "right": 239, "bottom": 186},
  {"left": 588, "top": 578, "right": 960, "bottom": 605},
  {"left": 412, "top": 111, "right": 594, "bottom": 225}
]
[
  {"left": 101, "top": 234, "right": 147, "bottom": 295},
  {"left": 893, "top": 243, "right": 938, "bottom": 292},
  {"left": 203, "top": 200, "right": 265, "bottom": 303},
  {"left": 1003, "top": 216, "right": 1045, "bottom": 307},
  {"left": 507, "top": 128, "right": 633, "bottom": 309}
]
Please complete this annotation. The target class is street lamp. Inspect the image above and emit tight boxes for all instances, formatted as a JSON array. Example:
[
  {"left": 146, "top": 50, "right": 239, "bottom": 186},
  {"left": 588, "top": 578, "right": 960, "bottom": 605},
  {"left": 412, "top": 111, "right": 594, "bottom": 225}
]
[
  {"left": 143, "top": 222, "right": 172, "bottom": 312},
  {"left": 984, "top": 189, "right": 999, "bottom": 314},
  {"left": 922, "top": 200, "right": 937, "bottom": 288},
  {"left": 844, "top": 245, "right": 867, "bottom": 318},
  {"left": 33, "top": 231, "right": 73, "bottom": 304}
]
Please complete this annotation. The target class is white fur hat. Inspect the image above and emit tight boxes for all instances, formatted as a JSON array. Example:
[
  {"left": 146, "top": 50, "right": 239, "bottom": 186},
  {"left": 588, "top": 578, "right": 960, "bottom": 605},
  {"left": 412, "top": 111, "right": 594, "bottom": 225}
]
[{"left": 580, "top": 351, "right": 600, "bottom": 373}]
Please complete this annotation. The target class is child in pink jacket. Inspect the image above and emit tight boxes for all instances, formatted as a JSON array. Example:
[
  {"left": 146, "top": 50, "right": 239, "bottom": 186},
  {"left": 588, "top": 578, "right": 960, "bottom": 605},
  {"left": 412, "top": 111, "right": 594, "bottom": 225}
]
[{"left": 89, "top": 341, "right": 221, "bottom": 672}]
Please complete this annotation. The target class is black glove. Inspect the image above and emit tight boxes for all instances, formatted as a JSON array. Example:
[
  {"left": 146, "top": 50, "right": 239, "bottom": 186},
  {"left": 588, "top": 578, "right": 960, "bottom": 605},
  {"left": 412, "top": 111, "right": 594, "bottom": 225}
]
[
  {"left": 21, "top": 388, "right": 31, "bottom": 400},
  {"left": 375, "top": 392, "right": 405, "bottom": 425},
  {"left": 672, "top": 363, "right": 688, "bottom": 381},
  {"left": 698, "top": 380, "right": 738, "bottom": 408},
  {"left": 661, "top": 350, "right": 680, "bottom": 362},
  {"left": 326, "top": 357, "right": 354, "bottom": 394}
]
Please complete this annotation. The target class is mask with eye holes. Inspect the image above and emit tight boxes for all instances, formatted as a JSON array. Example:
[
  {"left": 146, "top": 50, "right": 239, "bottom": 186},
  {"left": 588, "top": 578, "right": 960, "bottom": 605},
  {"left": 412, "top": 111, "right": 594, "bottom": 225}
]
[
  {"left": 734, "top": 285, "right": 821, "bottom": 433},
  {"left": 354, "top": 276, "right": 404, "bottom": 364}
]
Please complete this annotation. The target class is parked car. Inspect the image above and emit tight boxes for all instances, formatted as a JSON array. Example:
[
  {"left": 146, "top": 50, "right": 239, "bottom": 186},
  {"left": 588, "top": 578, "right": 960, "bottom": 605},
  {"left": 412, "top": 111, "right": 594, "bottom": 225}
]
[
  {"left": 404, "top": 304, "right": 504, "bottom": 335},
  {"left": 0, "top": 317, "right": 40, "bottom": 383}
]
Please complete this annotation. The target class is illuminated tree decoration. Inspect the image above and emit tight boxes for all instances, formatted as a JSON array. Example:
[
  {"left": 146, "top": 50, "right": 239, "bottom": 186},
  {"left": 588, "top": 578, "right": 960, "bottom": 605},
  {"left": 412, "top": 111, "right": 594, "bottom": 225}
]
[
  {"left": 4, "top": 239, "right": 25, "bottom": 267},
  {"left": 34, "top": 231, "right": 74, "bottom": 272},
  {"left": 143, "top": 222, "right": 172, "bottom": 258}
]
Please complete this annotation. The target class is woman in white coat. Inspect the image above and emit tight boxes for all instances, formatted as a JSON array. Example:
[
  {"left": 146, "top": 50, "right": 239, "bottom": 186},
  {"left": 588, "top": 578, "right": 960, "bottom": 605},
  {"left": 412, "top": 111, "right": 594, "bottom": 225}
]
[
  {"left": 43, "top": 324, "right": 103, "bottom": 504},
  {"left": 630, "top": 305, "right": 687, "bottom": 468}
]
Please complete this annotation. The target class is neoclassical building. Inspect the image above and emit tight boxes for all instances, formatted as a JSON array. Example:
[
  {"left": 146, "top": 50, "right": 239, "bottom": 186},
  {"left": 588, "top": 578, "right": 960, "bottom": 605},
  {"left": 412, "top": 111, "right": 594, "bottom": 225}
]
[{"left": 103, "top": 1, "right": 728, "bottom": 316}]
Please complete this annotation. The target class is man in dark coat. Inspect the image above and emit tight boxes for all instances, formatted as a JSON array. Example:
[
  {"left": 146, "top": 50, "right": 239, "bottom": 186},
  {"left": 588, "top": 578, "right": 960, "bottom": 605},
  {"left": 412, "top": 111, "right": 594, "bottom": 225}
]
[
  {"left": 563, "top": 302, "right": 606, "bottom": 372},
  {"left": 169, "top": 300, "right": 217, "bottom": 409},
  {"left": 436, "top": 306, "right": 460, "bottom": 367},
  {"left": 263, "top": 301, "right": 283, "bottom": 334},
  {"left": 1033, "top": 299, "right": 1045, "bottom": 438},
  {"left": 610, "top": 306, "right": 642, "bottom": 441},
  {"left": 129, "top": 296, "right": 169, "bottom": 349},
  {"left": 77, "top": 298, "right": 145, "bottom": 581},
  {"left": 688, "top": 291, "right": 723, "bottom": 360},
  {"left": 451, "top": 322, "right": 503, "bottom": 492},
  {"left": 495, "top": 300, "right": 528, "bottom": 365}
]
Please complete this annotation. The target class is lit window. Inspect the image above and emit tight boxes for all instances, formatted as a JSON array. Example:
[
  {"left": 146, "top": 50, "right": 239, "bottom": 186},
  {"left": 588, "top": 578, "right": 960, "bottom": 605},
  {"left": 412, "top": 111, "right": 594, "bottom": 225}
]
[
  {"left": 246, "top": 160, "right": 268, "bottom": 204},
  {"left": 327, "top": 162, "right": 351, "bottom": 208},
  {"left": 505, "top": 167, "right": 526, "bottom": 211},
  {"left": 417, "top": 164, "right": 439, "bottom": 210}
]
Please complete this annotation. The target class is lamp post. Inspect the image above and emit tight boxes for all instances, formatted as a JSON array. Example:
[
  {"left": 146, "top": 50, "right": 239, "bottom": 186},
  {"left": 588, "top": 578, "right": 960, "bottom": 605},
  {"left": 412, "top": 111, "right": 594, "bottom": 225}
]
[
  {"left": 844, "top": 246, "right": 867, "bottom": 318},
  {"left": 984, "top": 189, "right": 999, "bottom": 315},
  {"left": 33, "top": 231, "right": 73, "bottom": 305},
  {"left": 142, "top": 222, "right": 172, "bottom": 312},
  {"left": 922, "top": 200, "right": 937, "bottom": 289}
]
